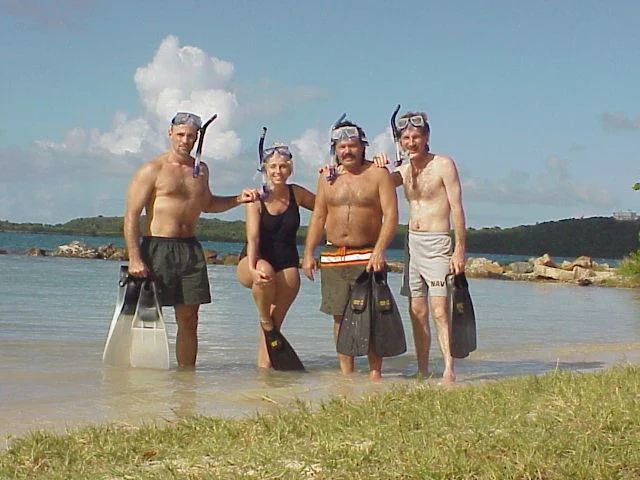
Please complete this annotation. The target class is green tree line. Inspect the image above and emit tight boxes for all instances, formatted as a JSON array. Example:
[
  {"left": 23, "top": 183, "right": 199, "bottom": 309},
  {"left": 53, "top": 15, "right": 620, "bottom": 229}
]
[{"left": 1, "top": 215, "right": 638, "bottom": 258}]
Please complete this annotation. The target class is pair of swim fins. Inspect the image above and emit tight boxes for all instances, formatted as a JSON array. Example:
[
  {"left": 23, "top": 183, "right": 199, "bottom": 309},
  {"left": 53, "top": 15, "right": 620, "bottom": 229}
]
[
  {"left": 336, "top": 270, "right": 407, "bottom": 358},
  {"left": 262, "top": 327, "right": 305, "bottom": 372},
  {"left": 102, "top": 266, "right": 170, "bottom": 369},
  {"left": 447, "top": 273, "right": 477, "bottom": 359}
]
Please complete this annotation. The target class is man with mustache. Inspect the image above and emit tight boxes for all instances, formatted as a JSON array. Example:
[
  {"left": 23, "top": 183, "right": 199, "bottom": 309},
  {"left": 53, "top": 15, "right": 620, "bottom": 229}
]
[
  {"left": 303, "top": 120, "right": 398, "bottom": 380},
  {"left": 374, "top": 111, "right": 466, "bottom": 383}
]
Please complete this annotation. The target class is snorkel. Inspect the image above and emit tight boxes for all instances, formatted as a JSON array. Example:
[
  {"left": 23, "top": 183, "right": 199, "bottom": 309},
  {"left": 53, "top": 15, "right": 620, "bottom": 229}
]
[
  {"left": 327, "top": 113, "right": 347, "bottom": 182},
  {"left": 193, "top": 114, "right": 218, "bottom": 177},
  {"left": 258, "top": 127, "right": 269, "bottom": 200},
  {"left": 390, "top": 104, "right": 406, "bottom": 167}
]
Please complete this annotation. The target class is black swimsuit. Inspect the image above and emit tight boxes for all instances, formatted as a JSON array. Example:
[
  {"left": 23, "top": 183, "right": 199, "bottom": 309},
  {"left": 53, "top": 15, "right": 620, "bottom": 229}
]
[{"left": 242, "top": 185, "right": 301, "bottom": 272}]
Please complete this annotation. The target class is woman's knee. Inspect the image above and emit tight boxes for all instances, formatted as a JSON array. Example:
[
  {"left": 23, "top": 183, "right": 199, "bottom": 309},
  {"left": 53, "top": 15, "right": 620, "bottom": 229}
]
[
  {"left": 236, "top": 258, "right": 252, "bottom": 288},
  {"left": 254, "top": 260, "right": 276, "bottom": 285}
]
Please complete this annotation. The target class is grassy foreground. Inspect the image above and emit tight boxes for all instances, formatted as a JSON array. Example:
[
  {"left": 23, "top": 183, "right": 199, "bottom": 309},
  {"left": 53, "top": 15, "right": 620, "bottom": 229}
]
[{"left": 2, "top": 366, "right": 639, "bottom": 479}]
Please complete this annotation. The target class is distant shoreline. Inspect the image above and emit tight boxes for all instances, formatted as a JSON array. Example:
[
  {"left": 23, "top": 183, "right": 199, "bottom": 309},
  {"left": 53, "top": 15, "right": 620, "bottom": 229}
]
[
  {"left": 0, "top": 232, "right": 622, "bottom": 265},
  {"left": 2, "top": 215, "right": 638, "bottom": 259},
  {"left": 2, "top": 236, "right": 636, "bottom": 288}
]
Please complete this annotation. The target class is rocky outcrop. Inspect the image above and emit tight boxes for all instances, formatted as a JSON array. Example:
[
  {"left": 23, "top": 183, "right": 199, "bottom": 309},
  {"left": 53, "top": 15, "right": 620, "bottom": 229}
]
[
  {"left": 468, "top": 253, "right": 627, "bottom": 287},
  {"left": 533, "top": 264, "right": 575, "bottom": 282},
  {"left": 507, "top": 261, "right": 533, "bottom": 274},
  {"left": 96, "top": 243, "right": 128, "bottom": 261},
  {"left": 52, "top": 241, "right": 100, "bottom": 259},
  {"left": 12, "top": 242, "right": 634, "bottom": 288},
  {"left": 220, "top": 253, "right": 240, "bottom": 266},
  {"left": 387, "top": 261, "right": 403, "bottom": 273},
  {"left": 569, "top": 255, "right": 593, "bottom": 269},
  {"left": 533, "top": 253, "right": 555, "bottom": 267},
  {"left": 465, "top": 257, "right": 504, "bottom": 277},
  {"left": 204, "top": 249, "right": 218, "bottom": 263},
  {"left": 50, "top": 241, "right": 128, "bottom": 260}
]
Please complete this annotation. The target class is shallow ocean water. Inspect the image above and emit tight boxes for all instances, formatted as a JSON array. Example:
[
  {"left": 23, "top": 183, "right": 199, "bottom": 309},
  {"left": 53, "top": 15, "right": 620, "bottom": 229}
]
[{"left": 1, "top": 250, "right": 639, "bottom": 441}]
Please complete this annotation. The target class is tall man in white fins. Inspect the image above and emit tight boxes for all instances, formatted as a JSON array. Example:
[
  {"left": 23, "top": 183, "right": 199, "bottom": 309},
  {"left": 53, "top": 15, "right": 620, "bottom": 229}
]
[
  {"left": 374, "top": 111, "right": 466, "bottom": 383},
  {"left": 124, "top": 112, "right": 259, "bottom": 369}
]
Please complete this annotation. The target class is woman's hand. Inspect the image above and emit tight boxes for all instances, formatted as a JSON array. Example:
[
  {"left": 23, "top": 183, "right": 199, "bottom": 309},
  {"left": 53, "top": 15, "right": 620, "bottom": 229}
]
[{"left": 251, "top": 267, "right": 273, "bottom": 286}]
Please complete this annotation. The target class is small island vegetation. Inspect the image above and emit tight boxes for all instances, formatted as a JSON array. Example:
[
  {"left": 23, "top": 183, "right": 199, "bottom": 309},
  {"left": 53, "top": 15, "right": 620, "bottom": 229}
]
[{"left": 2, "top": 215, "right": 638, "bottom": 259}]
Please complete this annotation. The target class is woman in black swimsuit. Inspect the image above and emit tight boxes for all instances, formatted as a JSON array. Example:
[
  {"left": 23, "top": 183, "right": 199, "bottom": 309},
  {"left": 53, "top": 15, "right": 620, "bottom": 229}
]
[{"left": 236, "top": 143, "right": 315, "bottom": 369}]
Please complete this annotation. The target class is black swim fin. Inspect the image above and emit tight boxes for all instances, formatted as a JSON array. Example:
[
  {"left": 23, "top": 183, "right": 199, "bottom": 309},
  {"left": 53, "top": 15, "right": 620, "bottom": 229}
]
[
  {"left": 447, "top": 273, "right": 477, "bottom": 359},
  {"left": 263, "top": 327, "right": 305, "bottom": 371},
  {"left": 336, "top": 270, "right": 372, "bottom": 357},
  {"left": 371, "top": 270, "right": 407, "bottom": 357}
]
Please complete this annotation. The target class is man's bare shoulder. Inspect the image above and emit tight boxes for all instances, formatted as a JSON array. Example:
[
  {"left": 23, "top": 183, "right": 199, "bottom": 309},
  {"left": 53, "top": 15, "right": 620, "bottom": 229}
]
[
  {"left": 133, "top": 153, "right": 169, "bottom": 180},
  {"left": 431, "top": 153, "right": 456, "bottom": 167},
  {"left": 394, "top": 163, "right": 409, "bottom": 178},
  {"left": 363, "top": 161, "right": 391, "bottom": 180},
  {"left": 144, "top": 152, "right": 169, "bottom": 169}
]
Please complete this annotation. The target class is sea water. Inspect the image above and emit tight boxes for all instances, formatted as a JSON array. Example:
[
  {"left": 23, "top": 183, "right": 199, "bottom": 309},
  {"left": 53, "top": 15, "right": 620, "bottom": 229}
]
[{"left": 0, "top": 233, "right": 638, "bottom": 441}]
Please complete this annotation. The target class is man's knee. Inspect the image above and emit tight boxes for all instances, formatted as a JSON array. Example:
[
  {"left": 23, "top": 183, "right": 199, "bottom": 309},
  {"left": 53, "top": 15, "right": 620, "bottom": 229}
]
[
  {"left": 409, "top": 299, "right": 429, "bottom": 320},
  {"left": 176, "top": 306, "right": 199, "bottom": 331},
  {"left": 431, "top": 301, "right": 448, "bottom": 324}
]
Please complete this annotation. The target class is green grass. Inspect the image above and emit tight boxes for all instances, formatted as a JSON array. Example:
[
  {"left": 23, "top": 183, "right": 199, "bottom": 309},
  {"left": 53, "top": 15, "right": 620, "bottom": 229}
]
[
  {"left": 2, "top": 365, "right": 639, "bottom": 479},
  {"left": 618, "top": 249, "right": 640, "bottom": 282}
]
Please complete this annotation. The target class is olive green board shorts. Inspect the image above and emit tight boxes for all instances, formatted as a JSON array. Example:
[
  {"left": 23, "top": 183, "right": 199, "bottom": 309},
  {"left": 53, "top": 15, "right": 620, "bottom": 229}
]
[
  {"left": 319, "top": 245, "right": 373, "bottom": 316},
  {"left": 140, "top": 236, "right": 212, "bottom": 306}
]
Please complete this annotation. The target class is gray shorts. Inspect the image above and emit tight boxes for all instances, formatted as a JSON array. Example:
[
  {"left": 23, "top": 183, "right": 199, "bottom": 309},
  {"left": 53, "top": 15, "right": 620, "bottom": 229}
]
[
  {"left": 140, "top": 236, "right": 211, "bottom": 306},
  {"left": 402, "top": 231, "right": 452, "bottom": 298}
]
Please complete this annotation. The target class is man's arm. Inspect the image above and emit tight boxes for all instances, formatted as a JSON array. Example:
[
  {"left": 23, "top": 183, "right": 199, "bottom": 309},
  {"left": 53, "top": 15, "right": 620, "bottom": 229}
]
[
  {"left": 124, "top": 164, "right": 156, "bottom": 276},
  {"left": 442, "top": 157, "right": 466, "bottom": 274},
  {"left": 201, "top": 164, "right": 259, "bottom": 212},
  {"left": 204, "top": 193, "right": 246, "bottom": 213},
  {"left": 371, "top": 152, "right": 404, "bottom": 188},
  {"left": 369, "top": 169, "right": 399, "bottom": 272},
  {"left": 302, "top": 175, "right": 327, "bottom": 281}
]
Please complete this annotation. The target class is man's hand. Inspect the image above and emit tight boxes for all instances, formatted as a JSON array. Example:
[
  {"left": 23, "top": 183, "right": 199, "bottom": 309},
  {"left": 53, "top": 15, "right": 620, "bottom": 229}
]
[
  {"left": 371, "top": 152, "right": 391, "bottom": 168},
  {"left": 450, "top": 249, "right": 466, "bottom": 275},
  {"left": 302, "top": 256, "right": 317, "bottom": 281},
  {"left": 238, "top": 188, "right": 260, "bottom": 204},
  {"left": 366, "top": 251, "right": 386, "bottom": 273},
  {"left": 127, "top": 258, "right": 149, "bottom": 278}
]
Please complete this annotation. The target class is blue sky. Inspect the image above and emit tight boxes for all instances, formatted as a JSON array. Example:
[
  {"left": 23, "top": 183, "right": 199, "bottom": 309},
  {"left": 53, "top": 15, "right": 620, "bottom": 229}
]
[{"left": 1, "top": 0, "right": 638, "bottom": 228}]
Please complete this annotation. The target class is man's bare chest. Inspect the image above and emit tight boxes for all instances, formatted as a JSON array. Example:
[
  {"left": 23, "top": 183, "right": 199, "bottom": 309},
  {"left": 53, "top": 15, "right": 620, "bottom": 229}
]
[
  {"left": 327, "top": 176, "right": 377, "bottom": 207},
  {"left": 404, "top": 167, "right": 443, "bottom": 200},
  {"left": 156, "top": 171, "right": 204, "bottom": 200}
]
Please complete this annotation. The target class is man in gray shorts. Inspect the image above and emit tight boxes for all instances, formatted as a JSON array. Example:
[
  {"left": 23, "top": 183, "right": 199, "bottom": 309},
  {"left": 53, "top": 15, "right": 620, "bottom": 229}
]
[
  {"left": 302, "top": 120, "right": 398, "bottom": 380},
  {"left": 124, "top": 112, "right": 259, "bottom": 368},
  {"left": 374, "top": 111, "right": 467, "bottom": 383}
]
